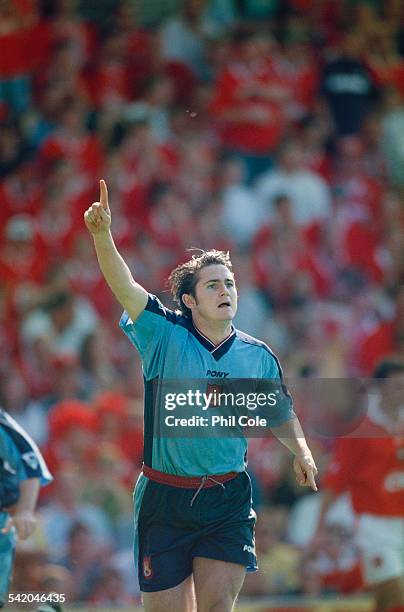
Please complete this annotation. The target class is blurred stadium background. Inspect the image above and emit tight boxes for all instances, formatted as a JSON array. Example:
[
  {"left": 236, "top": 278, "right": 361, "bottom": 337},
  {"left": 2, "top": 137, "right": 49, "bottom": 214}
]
[{"left": 1, "top": 0, "right": 403, "bottom": 609}]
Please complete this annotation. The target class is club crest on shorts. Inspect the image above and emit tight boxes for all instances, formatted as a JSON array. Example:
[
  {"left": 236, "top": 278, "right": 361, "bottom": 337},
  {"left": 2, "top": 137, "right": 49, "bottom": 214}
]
[{"left": 143, "top": 555, "right": 153, "bottom": 578}]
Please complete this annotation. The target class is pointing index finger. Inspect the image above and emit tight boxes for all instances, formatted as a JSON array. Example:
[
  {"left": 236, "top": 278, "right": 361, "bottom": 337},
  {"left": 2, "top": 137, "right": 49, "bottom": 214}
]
[
  {"left": 307, "top": 469, "right": 318, "bottom": 491},
  {"left": 99, "top": 179, "right": 109, "bottom": 211}
]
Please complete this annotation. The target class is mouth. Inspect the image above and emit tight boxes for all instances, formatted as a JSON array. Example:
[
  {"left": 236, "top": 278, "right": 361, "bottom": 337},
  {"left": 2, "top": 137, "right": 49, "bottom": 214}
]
[{"left": 218, "top": 301, "right": 232, "bottom": 309}]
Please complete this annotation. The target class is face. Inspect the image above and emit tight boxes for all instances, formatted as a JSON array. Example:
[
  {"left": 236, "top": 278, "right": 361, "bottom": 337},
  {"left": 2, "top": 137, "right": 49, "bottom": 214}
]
[{"left": 184, "top": 264, "right": 237, "bottom": 323}]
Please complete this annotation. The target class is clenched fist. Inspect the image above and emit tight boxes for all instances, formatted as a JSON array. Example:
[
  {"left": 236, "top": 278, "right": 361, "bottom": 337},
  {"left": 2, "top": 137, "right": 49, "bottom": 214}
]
[{"left": 84, "top": 179, "right": 111, "bottom": 235}]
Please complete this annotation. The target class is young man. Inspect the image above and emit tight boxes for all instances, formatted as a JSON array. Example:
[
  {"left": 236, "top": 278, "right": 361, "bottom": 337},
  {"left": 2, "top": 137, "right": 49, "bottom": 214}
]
[
  {"left": 0, "top": 409, "right": 52, "bottom": 607},
  {"left": 314, "top": 360, "right": 404, "bottom": 612},
  {"left": 84, "top": 180, "right": 318, "bottom": 612}
]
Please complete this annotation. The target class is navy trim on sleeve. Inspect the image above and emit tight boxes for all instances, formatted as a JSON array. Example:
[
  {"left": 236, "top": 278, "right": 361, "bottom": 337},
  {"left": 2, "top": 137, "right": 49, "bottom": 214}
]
[{"left": 0, "top": 410, "right": 52, "bottom": 485}]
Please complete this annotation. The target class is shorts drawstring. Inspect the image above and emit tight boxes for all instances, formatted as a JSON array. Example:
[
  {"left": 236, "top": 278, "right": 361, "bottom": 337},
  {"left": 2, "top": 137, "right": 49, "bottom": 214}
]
[{"left": 190, "top": 475, "right": 226, "bottom": 507}]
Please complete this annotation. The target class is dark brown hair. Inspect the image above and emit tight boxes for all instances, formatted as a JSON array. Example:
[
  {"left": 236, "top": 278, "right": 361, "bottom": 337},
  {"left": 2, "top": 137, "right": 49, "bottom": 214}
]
[{"left": 168, "top": 249, "right": 233, "bottom": 317}]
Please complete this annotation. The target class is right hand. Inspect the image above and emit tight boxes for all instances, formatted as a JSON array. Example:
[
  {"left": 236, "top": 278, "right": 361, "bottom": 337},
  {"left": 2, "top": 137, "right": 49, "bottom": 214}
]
[
  {"left": 293, "top": 451, "right": 318, "bottom": 492},
  {"left": 84, "top": 179, "right": 111, "bottom": 235}
]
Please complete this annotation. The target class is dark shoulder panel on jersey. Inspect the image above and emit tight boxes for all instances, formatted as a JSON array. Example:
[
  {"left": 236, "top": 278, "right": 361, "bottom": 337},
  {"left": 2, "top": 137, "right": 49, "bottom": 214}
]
[{"left": 145, "top": 294, "right": 190, "bottom": 329}]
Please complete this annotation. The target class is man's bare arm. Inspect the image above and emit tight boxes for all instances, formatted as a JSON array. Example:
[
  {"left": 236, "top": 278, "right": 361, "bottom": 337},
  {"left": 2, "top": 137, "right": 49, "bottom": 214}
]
[
  {"left": 84, "top": 180, "right": 148, "bottom": 322},
  {"left": 270, "top": 417, "right": 318, "bottom": 491}
]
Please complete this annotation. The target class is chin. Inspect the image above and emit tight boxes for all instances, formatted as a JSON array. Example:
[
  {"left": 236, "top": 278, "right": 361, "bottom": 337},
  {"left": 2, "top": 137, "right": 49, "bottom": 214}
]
[{"left": 217, "top": 310, "right": 235, "bottom": 321}]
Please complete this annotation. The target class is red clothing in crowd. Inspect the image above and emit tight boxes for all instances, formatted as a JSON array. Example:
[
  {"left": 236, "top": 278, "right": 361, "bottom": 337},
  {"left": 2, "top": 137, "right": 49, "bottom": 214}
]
[
  {"left": 323, "top": 415, "right": 404, "bottom": 516},
  {"left": 344, "top": 220, "right": 385, "bottom": 284},
  {"left": 253, "top": 225, "right": 333, "bottom": 298},
  {"left": 39, "top": 131, "right": 104, "bottom": 181},
  {"left": 210, "top": 60, "right": 285, "bottom": 154},
  {"left": 321, "top": 562, "right": 363, "bottom": 595},
  {"left": 87, "top": 62, "right": 134, "bottom": 109},
  {"left": 0, "top": 172, "right": 42, "bottom": 225},
  {"left": 369, "top": 61, "right": 404, "bottom": 98},
  {"left": 0, "top": 22, "right": 52, "bottom": 78},
  {"left": 356, "top": 321, "right": 395, "bottom": 376},
  {"left": 0, "top": 240, "right": 46, "bottom": 289},
  {"left": 0, "top": 0, "right": 52, "bottom": 77}
]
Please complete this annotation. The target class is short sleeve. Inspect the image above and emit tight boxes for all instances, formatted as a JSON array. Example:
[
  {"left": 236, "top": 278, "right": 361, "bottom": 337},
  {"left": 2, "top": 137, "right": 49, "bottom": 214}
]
[
  {"left": 0, "top": 412, "right": 52, "bottom": 486},
  {"left": 119, "top": 294, "right": 181, "bottom": 380},
  {"left": 262, "top": 350, "right": 296, "bottom": 427}
]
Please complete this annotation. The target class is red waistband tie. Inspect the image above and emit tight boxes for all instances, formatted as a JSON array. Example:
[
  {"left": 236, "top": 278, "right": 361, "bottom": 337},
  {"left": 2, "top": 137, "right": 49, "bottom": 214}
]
[{"left": 142, "top": 465, "right": 239, "bottom": 505}]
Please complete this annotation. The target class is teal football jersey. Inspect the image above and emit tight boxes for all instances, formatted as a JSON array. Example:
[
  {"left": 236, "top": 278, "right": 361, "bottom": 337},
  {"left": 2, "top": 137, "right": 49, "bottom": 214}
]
[{"left": 120, "top": 294, "right": 295, "bottom": 476}]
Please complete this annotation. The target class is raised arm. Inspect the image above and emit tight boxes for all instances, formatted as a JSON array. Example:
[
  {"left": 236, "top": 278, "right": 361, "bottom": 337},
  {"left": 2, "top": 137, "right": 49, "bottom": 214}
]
[{"left": 84, "top": 180, "right": 148, "bottom": 321}]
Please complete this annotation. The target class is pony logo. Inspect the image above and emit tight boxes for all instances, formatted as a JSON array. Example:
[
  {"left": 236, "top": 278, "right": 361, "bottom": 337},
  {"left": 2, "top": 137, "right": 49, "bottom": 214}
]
[{"left": 143, "top": 556, "right": 153, "bottom": 579}]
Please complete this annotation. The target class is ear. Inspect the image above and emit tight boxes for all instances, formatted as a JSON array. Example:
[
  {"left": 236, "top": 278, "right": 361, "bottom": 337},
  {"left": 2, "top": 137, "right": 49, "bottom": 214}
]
[{"left": 182, "top": 293, "right": 196, "bottom": 310}]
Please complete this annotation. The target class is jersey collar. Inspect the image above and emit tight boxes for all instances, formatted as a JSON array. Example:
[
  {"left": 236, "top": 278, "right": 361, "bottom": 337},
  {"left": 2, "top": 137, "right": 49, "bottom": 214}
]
[{"left": 190, "top": 321, "right": 236, "bottom": 361}]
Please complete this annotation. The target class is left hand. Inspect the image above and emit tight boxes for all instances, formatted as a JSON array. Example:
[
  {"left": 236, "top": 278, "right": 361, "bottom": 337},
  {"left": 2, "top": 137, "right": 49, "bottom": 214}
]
[
  {"left": 1, "top": 511, "right": 37, "bottom": 540},
  {"left": 293, "top": 452, "right": 318, "bottom": 491}
]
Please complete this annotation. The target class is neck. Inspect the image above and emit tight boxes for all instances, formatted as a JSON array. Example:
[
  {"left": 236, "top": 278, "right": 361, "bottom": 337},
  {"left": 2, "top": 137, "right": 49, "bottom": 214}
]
[{"left": 192, "top": 315, "right": 233, "bottom": 346}]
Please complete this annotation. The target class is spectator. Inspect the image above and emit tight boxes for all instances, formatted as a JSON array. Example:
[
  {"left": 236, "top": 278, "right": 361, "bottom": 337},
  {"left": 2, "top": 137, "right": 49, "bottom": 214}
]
[
  {"left": 44, "top": 399, "right": 98, "bottom": 473},
  {"left": 0, "top": 119, "right": 32, "bottom": 177},
  {"left": 255, "top": 139, "right": 332, "bottom": 229},
  {"left": 124, "top": 74, "right": 175, "bottom": 143},
  {"left": 39, "top": 99, "right": 104, "bottom": 188},
  {"left": 210, "top": 28, "right": 288, "bottom": 180},
  {"left": 20, "top": 289, "right": 100, "bottom": 363},
  {"left": 0, "top": 366, "right": 49, "bottom": 446},
  {"left": 39, "top": 468, "right": 113, "bottom": 564},
  {"left": 0, "top": 161, "right": 41, "bottom": 224},
  {"left": 0, "top": 0, "right": 44, "bottom": 113},
  {"left": 320, "top": 31, "right": 380, "bottom": 136},
  {"left": 89, "top": 566, "right": 136, "bottom": 606},
  {"left": 159, "top": 0, "right": 210, "bottom": 80},
  {"left": 232, "top": 253, "right": 270, "bottom": 338},
  {"left": 0, "top": 214, "right": 46, "bottom": 293},
  {"left": 88, "top": 29, "right": 134, "bottom": 112},
  {"left": 60, "top": 522, "right": 106, "bottom": 602},
  {"left": 219, "top": 157, "right": 264, "bottom": 247}
]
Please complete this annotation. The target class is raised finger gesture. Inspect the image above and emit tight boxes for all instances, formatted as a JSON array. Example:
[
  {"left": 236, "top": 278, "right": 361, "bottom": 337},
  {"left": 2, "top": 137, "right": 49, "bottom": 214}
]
[{"left": 84, "top": 179, "right": 111, "bottom": 235}]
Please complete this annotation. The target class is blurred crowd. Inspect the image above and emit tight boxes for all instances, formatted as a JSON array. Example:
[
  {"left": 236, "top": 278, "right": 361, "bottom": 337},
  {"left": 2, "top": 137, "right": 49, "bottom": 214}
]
[{"left": 1, "top": 0, "right": 404, "bottom": 605}]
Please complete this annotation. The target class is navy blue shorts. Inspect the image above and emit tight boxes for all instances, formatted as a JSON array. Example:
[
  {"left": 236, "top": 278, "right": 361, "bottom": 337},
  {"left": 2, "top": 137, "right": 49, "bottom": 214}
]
[{"left": 134, "top": 471, "right": 257, "bottom": 592}]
